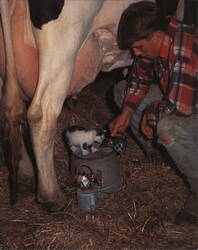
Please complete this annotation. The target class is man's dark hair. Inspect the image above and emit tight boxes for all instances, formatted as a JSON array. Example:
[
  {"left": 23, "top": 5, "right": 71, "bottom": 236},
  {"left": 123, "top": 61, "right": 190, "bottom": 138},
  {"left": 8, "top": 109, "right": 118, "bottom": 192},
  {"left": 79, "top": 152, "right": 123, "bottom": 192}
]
[{"left": 117, "top": 1, "right": 169, "bottom": 50}]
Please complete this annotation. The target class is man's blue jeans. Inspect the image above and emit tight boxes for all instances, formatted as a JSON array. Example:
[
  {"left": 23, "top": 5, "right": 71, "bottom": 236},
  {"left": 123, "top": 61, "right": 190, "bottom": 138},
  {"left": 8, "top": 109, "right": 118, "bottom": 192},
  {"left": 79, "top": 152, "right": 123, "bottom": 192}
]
[{"left": 114, "top": 80, "right": 198, "bottom": 194}]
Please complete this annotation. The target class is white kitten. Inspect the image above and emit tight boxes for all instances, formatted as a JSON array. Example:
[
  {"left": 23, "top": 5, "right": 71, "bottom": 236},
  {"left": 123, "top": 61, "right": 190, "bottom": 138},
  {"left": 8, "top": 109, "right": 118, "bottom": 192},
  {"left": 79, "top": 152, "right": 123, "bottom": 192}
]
[{"left": 64, "top": 126, "right": 105, "bottom": 155}]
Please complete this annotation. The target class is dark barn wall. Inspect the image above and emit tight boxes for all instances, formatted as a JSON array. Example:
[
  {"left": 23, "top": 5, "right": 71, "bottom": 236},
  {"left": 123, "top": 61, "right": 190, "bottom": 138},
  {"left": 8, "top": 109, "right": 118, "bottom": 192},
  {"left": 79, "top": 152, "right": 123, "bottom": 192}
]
[
  {"left": 156, "top": 0, "right": 179, "bottom": 16},
  {"left": 156, "top": 0, "right": 197, "bottom": 27},
  {"left": 183, "top": 0, "right": 197, "bottom": 27}
]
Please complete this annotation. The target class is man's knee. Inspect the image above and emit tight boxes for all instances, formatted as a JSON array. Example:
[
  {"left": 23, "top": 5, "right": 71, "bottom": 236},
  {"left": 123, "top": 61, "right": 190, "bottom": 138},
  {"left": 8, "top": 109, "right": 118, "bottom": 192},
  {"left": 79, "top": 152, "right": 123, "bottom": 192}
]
[
  {"left": 157, "top": 114, "right": 197, "bottom": 145},
  {"left": 157, "top": 116, "right": 176, "bottom": 145},
  {"left": 158, "top": 131, "right": 175, "bottom": 144}
]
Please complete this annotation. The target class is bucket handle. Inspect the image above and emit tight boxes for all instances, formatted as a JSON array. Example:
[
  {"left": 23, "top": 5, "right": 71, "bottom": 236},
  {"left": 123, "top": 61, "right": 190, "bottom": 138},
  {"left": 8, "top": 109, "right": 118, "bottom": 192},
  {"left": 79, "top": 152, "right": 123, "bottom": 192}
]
[
  {"left": 76, "top": 164, "right": 93, "bottom": 176},
  {"left": 75, "top": 163, "right": 102, "bottom": 186}
]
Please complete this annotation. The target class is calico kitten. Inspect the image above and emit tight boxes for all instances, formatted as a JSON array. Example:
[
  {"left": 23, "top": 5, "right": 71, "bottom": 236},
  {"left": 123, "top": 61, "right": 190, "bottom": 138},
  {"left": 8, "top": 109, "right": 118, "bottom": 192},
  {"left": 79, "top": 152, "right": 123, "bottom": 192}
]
[{"left": 64, "top": 126, "right": 105, "bottom": 155}]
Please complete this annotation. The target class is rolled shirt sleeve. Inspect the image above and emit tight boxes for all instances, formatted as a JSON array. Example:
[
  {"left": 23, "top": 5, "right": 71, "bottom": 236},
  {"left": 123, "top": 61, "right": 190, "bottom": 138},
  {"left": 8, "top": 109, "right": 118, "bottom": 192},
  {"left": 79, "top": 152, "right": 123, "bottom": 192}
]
[{"left": 124, "top": 57, "right": 154, "bottom": 110}]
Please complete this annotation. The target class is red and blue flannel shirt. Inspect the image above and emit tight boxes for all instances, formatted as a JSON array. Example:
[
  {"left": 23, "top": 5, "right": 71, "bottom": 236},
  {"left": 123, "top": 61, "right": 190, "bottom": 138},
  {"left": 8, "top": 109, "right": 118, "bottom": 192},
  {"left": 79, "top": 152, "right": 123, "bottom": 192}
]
[{"left": 125, "top": 17, "right": 198, "bottom": 136}]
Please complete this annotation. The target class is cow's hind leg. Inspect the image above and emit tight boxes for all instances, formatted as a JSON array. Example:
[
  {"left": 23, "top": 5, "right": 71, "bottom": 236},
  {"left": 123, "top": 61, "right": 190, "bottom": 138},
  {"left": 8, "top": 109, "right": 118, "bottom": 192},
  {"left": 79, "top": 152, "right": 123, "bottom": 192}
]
[
  {"left": 27, "top": 0, "right": 104, "bottom": 213},
  {"left": 18, "top": 138, "right": 35, "bottom": 187},
  {"left": 0, "top": 93, "right": 26, "bottom": 205},
  {"left": 27, "top": 98, "right": 66, "bottom": 213},
  {"left": 0, "top": 0, "right": 27, "bottom": 205},
  {"left": 0, "top": 76, "right": 3, "bottom": 99},
  {"left": 0, "top": 77, "right": 4, "bottom": 163}
]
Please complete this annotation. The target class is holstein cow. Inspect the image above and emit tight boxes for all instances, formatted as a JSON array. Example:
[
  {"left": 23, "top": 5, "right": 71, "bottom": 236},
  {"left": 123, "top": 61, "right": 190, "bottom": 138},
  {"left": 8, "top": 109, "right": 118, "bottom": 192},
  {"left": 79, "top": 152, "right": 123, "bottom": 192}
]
[
  {"left": 0, "top": 0, "right": 187, "bottom": 213},
  {"left": 0, "top": 0, "right": 152, "bottom": 213},
  {"left": 1, "top": 0, "right": 186, "bottom": 213}
]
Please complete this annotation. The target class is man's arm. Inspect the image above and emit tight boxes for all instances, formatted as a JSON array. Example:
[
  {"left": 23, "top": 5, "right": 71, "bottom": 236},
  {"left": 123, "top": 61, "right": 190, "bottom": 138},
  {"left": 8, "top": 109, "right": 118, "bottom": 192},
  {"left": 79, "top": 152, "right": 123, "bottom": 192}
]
[
  {"left": 109, "top": 106, "right": 134, "bottom": 136},
  {"left": 109, "top": 57, "right": 154, "bottom": 136}
]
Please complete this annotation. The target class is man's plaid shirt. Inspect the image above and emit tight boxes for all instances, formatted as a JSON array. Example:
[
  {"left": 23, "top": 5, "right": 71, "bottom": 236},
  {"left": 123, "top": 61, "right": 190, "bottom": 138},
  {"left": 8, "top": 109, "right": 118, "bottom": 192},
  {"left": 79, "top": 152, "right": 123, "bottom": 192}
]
[{"left": 125, "top": 17, "right": 198, "bottom": 135}]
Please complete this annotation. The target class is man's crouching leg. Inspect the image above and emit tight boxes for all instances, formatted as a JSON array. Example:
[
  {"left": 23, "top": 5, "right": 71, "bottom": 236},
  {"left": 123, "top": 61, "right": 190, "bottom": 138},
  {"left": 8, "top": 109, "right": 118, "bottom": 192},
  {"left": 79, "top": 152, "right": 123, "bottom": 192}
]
[
  {"left": 157, "top": 114, "right": 198, "bottom": 224},
  {"left": 114, "top": 81, "right": 163, "bottom": 156}
]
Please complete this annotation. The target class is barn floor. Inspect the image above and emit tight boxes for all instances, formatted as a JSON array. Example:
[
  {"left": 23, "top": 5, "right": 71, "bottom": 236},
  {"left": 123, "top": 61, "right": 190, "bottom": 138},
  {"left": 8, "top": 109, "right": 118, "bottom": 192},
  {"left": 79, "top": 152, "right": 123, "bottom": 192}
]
[{"left": 0, "top": 71, "right": 197, "bottom": 249}]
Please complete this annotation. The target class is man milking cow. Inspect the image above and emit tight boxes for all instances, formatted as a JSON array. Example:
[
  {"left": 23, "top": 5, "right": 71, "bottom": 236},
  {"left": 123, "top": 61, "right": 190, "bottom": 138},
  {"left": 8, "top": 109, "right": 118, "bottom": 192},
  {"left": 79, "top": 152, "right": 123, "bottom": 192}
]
[
  {"left": 109, "top": 1, "right": 198, "bottom": 224},
  {"left": 0, "top": 0, "right": 197, "bottom": 222}
]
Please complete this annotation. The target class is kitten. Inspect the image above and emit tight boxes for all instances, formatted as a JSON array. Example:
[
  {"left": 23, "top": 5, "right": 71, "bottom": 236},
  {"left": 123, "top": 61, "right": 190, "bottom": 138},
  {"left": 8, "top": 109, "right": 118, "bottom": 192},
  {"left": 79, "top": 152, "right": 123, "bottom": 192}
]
[{"left": 63, "top": 125, "right": 105, "bottom": 155}]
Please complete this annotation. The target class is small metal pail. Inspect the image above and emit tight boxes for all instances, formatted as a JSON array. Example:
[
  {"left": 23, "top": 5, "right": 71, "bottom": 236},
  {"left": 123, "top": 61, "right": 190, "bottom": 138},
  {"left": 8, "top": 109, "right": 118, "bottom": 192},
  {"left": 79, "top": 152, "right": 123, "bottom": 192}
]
[{"left": 70, "top": 147, "right": 123, "bottom": 196}]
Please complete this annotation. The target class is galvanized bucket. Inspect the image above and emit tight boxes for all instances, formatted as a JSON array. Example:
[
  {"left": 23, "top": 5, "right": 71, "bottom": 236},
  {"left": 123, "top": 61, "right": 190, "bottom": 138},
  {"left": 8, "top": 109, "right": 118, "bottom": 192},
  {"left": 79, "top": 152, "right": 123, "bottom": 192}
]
[{"left": 70, "top": 146, "right": 123, "bottom": 196}]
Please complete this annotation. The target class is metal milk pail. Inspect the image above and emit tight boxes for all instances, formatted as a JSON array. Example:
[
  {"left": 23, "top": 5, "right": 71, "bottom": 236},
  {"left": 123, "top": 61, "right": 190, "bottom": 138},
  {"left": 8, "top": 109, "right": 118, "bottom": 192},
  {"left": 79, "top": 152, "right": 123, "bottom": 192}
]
[{"left": 70, "top": 147, "right": 123, "bottom": 196}]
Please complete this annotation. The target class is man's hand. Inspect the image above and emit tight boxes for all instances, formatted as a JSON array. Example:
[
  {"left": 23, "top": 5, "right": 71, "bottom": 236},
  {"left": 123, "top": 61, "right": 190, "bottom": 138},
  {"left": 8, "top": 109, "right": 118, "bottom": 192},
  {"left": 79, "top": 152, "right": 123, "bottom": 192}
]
[{"left": 109, "top": 106, "right": 134, "bottom": 136}]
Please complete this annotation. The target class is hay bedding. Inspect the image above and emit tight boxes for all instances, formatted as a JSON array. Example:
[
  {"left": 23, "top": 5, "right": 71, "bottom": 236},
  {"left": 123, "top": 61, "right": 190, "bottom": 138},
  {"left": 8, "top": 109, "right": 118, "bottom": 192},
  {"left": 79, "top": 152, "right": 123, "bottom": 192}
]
[{"left": 0, "top": 72, "right": 197, "bottom": 249}]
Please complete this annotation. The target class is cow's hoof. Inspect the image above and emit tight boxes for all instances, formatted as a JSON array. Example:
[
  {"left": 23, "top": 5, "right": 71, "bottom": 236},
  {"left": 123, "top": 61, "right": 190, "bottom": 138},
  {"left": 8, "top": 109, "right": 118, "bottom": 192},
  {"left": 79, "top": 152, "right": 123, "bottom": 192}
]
[{"left": 40, "top": 200, "right": 68, "bottom": 214}]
